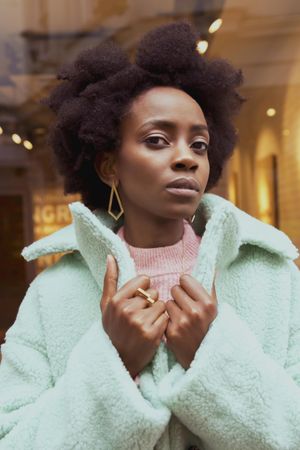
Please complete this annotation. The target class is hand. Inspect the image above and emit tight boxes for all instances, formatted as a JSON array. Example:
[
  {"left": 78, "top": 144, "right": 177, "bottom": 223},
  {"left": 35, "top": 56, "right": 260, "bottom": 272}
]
[
  {"left": 165, "top": 274, "right": 218, "bottom": 370},
  {"left": 100, "top": 254, "right": 169, "bottom": 378}
]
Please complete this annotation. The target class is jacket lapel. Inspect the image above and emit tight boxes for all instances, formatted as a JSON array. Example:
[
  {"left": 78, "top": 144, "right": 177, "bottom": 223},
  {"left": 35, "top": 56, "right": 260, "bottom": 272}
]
[
  {"left": 68, "top": 202, "right": 137, "bottom": 292},
  {"left": 21, "top": 193, "right": 299, "bottom": 297}
]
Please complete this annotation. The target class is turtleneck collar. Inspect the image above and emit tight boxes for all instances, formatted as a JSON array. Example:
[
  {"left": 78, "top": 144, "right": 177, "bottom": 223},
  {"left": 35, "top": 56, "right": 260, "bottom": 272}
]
[{"left": 116, "top": 219, "right": 202, "bottom": 277}]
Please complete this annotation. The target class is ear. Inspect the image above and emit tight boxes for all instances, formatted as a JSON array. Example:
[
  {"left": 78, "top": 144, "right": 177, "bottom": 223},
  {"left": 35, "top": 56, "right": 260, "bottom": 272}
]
[{"left": 94, "top": 151, "right": 118, "bottom": 186}]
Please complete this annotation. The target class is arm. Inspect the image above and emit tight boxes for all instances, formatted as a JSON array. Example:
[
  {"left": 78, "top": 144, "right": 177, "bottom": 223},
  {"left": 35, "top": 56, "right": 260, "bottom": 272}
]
[
  {"left": 0, "top": 279, "right": 170, "bottom": 450},
  {"left": 157, "top": 261, "right": 300, "bottom": 450}
]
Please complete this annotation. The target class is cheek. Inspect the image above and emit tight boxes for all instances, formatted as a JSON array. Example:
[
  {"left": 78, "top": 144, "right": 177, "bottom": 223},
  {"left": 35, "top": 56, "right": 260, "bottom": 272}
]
[
  {"left": 199, "top": 156, "right": 210, "bottom": 181},
  {"left": 117, "top": 146, "right": 157, "bottom": 188},
  {"left": 198, "top": 159, "right": 210, "bottom": 192}
]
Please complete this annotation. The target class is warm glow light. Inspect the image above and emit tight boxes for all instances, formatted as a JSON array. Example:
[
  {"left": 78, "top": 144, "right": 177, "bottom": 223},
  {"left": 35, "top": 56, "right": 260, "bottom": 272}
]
[
  {"left": 258, "top": 177, "right": 272, "bottom": 224},
  {"left": 266, "top": 108, "right": 276, "bottom": 117},
  {"left": 0, "top": 126, "right": 3, "bottom": 135},
  {"left": 208, "top": 18, "right": 223, "bottom": 33},
  {"left": 23, "top": 140, "right": 33, "bottom": 150},
  {"left": 228, "top": 173, "right": 238, "bottom": 205},
  {"left": 196, "top": 40, "right": 208, "bottom": 55},
  {"left": 282, "top": 129, "right": 290, "bottom": 136},
  {"left": 12, "top": 133, "right": 22, "bottom": 144}
]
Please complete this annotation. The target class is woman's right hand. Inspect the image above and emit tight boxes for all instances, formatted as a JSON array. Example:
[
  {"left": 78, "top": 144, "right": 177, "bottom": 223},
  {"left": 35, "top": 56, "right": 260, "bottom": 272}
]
[{"left": 100, "top": 254, "right": 169, "bottom": 378}]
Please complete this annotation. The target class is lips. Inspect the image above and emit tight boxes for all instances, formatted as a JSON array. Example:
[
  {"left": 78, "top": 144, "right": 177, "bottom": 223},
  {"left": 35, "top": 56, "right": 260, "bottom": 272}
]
[{"left": 166, "top": 177, "right": 200, "bottom": 191}]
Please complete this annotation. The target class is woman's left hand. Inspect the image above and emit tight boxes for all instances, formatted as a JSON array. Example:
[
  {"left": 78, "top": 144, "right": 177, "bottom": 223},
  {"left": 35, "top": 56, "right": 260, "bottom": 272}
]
[{"left": 165, "top": 274, "right": 218, "bottom": 370}]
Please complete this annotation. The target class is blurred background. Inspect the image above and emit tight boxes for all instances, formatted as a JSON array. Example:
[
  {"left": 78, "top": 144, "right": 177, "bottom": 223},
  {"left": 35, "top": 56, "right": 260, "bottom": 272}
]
[{"left": 0, "top": 0, "right": 299, "bottom": 343}]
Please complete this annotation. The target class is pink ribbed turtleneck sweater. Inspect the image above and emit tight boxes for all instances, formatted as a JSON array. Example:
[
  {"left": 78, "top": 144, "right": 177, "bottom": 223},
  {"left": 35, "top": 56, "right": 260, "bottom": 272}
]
[{"left": 116, "top": 219, "right": 202, "bottom": 302}]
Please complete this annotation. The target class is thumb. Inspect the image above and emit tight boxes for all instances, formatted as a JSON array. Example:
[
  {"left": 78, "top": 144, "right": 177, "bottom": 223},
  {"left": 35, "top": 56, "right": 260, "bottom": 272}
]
[{"left": 100, "top": 254, "right": 118, "bottom": 314}]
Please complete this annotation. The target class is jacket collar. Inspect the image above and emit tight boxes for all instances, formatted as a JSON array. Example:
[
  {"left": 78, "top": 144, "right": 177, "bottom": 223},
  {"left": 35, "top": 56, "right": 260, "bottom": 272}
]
[{"left": 21, "top": 193, "right": 299, "bottom": 293}]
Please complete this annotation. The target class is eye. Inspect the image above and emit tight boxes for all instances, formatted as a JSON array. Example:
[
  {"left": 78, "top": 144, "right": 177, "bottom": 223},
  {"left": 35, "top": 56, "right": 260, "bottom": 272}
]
[
  {"left": 144, "top": 135, "right": 169, "bottom": 146},
  {"left": 192, "top": 140, "right": 209, "bottom": 153}
]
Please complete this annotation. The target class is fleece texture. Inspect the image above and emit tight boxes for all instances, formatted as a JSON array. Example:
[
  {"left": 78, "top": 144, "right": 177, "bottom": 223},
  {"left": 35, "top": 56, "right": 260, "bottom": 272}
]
[{"left": 0, "top": 193, "right": 300, "bottom": 450}]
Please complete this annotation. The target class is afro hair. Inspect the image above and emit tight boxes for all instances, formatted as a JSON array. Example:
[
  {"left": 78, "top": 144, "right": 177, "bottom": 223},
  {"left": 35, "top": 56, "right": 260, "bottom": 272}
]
[{"left": 44, "top": 20, "right": 245, "bottom": 211}]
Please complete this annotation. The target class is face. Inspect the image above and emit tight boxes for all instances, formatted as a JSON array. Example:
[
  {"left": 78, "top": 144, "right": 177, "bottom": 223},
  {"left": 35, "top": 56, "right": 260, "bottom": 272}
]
[{"left": 97, "top": 86, "right": 210, "bottom": 221}]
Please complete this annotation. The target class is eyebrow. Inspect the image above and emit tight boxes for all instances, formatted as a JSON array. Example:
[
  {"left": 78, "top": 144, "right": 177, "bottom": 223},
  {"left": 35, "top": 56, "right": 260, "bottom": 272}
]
[{"left": 138, "top": 119, "right": 209, "bottom": 134}]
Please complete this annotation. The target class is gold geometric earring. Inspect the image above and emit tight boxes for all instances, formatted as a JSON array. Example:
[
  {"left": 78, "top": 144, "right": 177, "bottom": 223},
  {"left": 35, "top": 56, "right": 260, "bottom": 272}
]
[{"left": 108, "top": 179, "right": 124, "bottom": 221}]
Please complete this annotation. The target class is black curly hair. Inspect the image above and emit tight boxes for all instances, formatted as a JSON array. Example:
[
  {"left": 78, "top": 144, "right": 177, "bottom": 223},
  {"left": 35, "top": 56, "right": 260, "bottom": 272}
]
[{"left": 44, "top": 20, "right": 245, "bottom": 211}]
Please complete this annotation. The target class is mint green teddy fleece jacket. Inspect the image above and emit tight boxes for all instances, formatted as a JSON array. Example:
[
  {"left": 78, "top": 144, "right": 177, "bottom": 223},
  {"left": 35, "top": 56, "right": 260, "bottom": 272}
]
[{"left": 1, "top": 193, "right": 300, "bottom": 450}]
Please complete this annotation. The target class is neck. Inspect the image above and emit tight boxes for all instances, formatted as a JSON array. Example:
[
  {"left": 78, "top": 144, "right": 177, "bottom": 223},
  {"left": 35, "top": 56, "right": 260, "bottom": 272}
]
[{"left": 121, "top": 208, "right": 185, "bottom": 248}]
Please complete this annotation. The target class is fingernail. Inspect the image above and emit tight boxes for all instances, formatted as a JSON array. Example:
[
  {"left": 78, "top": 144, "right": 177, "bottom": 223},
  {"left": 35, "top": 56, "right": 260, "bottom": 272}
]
[{"left": 180, "top": 273, "right": 189, "bottom": 280}]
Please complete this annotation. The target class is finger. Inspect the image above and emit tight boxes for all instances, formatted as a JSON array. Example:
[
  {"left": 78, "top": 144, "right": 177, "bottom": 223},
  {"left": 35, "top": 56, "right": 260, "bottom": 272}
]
[
  {"left": 179, "top": 274, "right": 213, "bottom": 305},
  {"left": 113, "top": 273, "right": 151, "bottom": 303},
  {"left": 135, "top": 288, "right": 159, "bottom": 307},
  {"left": 100, "top": 254, "right": 118, "bottom": 314},
  {"left": 152, "top": 308, "right": 169, "bottom": 335},
  {"left": 170, "top": 284, "right": 194, "bottom": 312},
  {"left": 142, "top": 300, "right": 167, "bottom": 325},
  {"left": 165, "top": 299, "right": 181, "bottom": 322},
  {"left": 123, "top": 288, "right": 159, "bottom": 312}
]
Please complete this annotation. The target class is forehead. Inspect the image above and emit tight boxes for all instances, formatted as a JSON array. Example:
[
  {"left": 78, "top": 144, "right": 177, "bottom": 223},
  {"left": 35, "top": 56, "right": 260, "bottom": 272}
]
[{"left": 125, "top": 86, "right": 206, "bottom": 125}]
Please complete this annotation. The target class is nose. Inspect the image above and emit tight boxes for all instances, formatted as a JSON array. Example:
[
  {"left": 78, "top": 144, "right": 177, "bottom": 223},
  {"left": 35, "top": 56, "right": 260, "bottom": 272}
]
[{"left": 171, "top": 142, "right": 198, "bottom": 171}]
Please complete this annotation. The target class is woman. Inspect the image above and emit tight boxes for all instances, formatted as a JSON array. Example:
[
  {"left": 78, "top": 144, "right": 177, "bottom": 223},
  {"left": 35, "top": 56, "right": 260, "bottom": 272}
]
[{"left": 0, "top": 21, "right": 300, "bottom": 450}]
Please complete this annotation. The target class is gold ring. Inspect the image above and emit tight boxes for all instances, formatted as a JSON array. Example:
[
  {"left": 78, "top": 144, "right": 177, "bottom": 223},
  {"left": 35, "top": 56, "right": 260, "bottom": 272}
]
[{"left": 135, "top": 287, "right": 156, "bottom": 304}]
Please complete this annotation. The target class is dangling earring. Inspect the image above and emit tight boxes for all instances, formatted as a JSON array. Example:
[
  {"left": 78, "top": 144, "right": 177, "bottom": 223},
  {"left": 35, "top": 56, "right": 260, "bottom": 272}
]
[{"left": 108, "top": 179, "right": 124, "bottom": 220}]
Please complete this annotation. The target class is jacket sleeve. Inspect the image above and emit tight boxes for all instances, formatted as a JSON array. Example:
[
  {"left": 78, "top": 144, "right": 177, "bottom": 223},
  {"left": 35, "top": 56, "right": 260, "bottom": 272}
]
[
  {"left": 0, "top": 278, "right": 170, "bottom": 450},
  {"left": 157, "top": 261, "right": 300, "bottom": 450}
]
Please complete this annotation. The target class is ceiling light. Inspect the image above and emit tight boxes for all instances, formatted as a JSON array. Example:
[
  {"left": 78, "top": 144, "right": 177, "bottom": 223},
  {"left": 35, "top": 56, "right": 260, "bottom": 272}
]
[
  {"left": 23, "top": 140, "right": 33, "bottom": 150},
  {"left": 12, "top": 133, "right": 22, "bottom": 144},
  {"left": 196, "top": 40, "right": 208, "bottom": 55},
  {"left": 266, "top": 108, "right": 276, "bottom": 117},
  {"left": 208, "top": 18, "right": 223, "bottom": 34}
]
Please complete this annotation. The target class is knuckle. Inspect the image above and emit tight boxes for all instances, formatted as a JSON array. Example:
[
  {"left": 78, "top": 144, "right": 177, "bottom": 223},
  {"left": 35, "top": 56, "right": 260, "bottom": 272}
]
[
  {"left": 131, "top": 316, "right": 144, "bottom": 328},
  {"left": 110, "top": 296, "right": 119, "bottom": 309},
  {"left": 204, "top": 301, "right": 217, "bottom": 316},
  {"left": 147, "top": 289, "right": 158, "bottom": 300},
  {"left": 122, "top": 303, "right": 133, "bottom": 315},
  {"left": 139, "top": 274, "right": 150, "bottom": 283},
  {"left": 178, "top": 317, "right": 189, "bottom": 329},
  {"left": 149, "top": 287, "right": 158, "bottom": 295},
  {"left": 155, "top": 300, "right": 166, "bottom": 310},
  {"left": 142, "top": 328, "right": 155, "bottom": 342},
  {"left": 189, "top": 307, "right": 201, "bottom": 321},
  {"left": 167, "top": 328, "right": 179, "bottom": 341}
]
